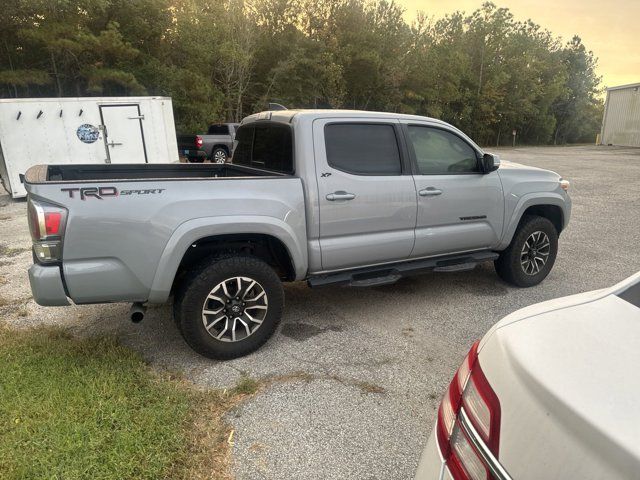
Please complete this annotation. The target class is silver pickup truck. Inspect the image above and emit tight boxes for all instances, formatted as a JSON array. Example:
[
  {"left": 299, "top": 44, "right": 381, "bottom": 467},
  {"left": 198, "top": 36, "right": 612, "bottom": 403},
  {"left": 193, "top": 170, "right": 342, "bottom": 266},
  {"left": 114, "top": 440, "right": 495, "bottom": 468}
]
[{"left": 25, "top": 110, "right": 571, "bottom": 359}]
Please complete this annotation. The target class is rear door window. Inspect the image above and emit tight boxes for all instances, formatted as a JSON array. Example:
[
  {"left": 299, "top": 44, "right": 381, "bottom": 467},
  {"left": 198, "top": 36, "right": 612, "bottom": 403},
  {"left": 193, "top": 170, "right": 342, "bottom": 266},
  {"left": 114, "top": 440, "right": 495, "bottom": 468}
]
[
  {"left": 324, "top": 123, "right": 401, "bottom": 175},
  {"left": 232, "top": 123, "right": 293, "bottom": 174}
]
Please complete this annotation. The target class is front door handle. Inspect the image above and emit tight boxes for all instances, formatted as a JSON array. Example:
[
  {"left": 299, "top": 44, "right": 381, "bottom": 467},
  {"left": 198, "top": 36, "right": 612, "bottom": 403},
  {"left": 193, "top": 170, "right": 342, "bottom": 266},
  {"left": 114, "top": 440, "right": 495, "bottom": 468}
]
[
  {"left": 326, "top": 191, "right": 356, "bottom": 201},
  {"left": 419, "top": 187, "right": 442, "bottom": 197},
  {"left": 107, "top": 141, "right": 123, "bottom": 147}
]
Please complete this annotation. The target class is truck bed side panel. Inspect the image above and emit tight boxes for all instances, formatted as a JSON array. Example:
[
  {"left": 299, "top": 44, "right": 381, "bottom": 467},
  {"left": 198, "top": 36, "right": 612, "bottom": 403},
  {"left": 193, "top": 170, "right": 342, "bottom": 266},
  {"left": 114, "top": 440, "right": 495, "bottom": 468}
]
[{"left": 26, "top": 177, "right": 306, "bottom": 304}]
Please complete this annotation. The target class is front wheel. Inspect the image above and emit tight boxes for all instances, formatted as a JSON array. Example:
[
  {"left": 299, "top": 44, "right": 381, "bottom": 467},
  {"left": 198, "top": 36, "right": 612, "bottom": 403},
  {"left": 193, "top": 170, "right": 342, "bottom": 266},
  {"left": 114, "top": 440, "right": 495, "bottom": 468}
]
[
  {"left": 494, "top": 215, "right": 558, "bottom": 287},
  {"left": 174, "top": 256, "right": 284, "bottom": 359}
]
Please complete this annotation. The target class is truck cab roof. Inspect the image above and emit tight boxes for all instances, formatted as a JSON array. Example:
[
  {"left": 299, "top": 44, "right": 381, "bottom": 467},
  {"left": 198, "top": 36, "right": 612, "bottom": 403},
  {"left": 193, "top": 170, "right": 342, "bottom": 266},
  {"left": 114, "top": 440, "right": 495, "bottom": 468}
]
[{"left": 242, "top": 109, "right": 451, "bottom": 127}]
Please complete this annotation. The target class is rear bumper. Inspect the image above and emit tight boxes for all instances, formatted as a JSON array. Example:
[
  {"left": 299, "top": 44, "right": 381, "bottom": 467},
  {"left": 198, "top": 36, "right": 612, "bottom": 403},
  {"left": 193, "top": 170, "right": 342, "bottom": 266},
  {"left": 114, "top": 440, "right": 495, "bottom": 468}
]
[
  {"left": 28, "top": 264, "right": 70, "bottom": 306},
  {"left": 415, "top": 425, "right": 449, "bottom": 480},
  {"left": 178, "top": 149, "right": 207, "bottom": 160}
]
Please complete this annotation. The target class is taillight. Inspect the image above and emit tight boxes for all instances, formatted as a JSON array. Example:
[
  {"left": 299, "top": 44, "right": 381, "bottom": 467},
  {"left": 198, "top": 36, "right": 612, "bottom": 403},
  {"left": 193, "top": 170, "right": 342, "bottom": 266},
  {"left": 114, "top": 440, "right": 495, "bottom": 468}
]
[
  {"left": 27, "top": 198, "right": 67, "bottom": 263},
  {"left": 436, "top": 341, "right": 501, "bottom": 480},
  {"left": 195, "top": 135, "right": 203, "bottom": 149},
  {"left": 44, "top": 212, "right": 62, "bottom": 236}
]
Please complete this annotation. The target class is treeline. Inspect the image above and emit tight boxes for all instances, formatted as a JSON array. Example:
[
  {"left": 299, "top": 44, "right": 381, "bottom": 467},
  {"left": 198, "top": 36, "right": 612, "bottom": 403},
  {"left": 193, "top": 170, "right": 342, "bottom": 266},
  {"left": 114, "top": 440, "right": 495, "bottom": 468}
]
[{"left": 0, "top": 0, "right": 603, "bottom": 145}]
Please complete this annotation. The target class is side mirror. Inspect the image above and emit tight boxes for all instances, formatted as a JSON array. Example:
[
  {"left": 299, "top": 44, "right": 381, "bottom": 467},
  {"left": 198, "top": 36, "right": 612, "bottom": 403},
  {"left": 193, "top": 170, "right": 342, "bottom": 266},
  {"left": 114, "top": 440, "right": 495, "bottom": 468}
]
[{"left": 481, "top": 153, "right": 500, "bottom": 173}]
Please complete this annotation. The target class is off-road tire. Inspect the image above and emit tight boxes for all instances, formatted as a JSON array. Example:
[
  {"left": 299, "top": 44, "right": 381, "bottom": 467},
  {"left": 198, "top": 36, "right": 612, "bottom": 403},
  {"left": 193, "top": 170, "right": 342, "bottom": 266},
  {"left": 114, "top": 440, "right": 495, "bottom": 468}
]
[
  {"left": 494, "top": 215, "right": 558, "bottom": 287},
  {"left": 173, "top": 256, "right": 284, "bottom": 359}
]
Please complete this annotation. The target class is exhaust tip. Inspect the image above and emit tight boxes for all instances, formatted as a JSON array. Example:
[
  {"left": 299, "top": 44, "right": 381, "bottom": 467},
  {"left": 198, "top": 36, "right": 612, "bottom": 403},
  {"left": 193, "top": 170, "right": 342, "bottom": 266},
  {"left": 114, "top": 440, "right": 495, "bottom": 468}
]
[{"left": 129, "top": 303, "right": 146, "bottom": 323}]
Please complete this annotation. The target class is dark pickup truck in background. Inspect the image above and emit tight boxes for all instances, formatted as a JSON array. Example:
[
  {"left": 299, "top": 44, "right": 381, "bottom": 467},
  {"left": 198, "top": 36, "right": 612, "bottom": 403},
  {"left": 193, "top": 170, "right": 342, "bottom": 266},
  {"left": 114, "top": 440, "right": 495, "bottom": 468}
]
[{"left": 177, "top": 123, "right": 239, "bottom": 163}]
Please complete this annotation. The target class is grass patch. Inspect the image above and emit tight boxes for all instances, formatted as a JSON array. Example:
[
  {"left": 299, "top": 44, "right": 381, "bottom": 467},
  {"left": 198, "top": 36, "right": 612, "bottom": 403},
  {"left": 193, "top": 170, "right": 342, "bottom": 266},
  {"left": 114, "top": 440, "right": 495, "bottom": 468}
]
[
  {"left": 255, "top": 371, "right": 385, "bottom": 396},
  {"left": 232, "top": 375, "right": 260, "bottom": 395},
  {"left": 0, "top": 327, "right": 247, "bottom": 480}
]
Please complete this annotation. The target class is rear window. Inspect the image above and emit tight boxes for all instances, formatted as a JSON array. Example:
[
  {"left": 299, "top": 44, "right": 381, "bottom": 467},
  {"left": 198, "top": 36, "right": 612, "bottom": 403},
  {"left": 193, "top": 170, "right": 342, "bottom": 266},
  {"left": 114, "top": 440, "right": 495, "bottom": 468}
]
[
  {"left": 324, "top": 123, "right": 401, "bottom": 175},
  {"left": 208, "top": 124, "right": 230, "bottom": 135},
  {"left": 232, "top": 123, "right": 293, "bottom": 174}
]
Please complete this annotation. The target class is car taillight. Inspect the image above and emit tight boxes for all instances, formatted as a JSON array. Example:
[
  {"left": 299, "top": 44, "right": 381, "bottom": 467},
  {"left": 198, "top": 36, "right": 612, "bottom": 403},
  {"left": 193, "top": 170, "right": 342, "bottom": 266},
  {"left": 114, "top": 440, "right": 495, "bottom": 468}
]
[
  {"left": 436, "top": 340, "right": 501, "bottom": 480},
  {"left": 195, "top": 135, "right": 203, "bottom": 149},
  {"left": 27, "top": 198, "right": 67, "bottom": 263}
]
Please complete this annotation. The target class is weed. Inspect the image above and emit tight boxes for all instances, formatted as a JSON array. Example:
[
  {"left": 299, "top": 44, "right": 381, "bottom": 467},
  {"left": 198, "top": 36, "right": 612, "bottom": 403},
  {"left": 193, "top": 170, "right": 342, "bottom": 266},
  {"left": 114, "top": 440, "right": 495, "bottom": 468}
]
[{"left": 233, "top": 375, "right": 260, "bottom": 396}]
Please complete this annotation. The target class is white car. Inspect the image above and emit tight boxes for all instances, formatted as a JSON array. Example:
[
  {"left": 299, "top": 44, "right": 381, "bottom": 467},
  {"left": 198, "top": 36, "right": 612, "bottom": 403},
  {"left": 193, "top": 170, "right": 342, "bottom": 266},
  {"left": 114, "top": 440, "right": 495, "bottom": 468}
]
[{"left": 415, "top": 272, "right": 640, "bottom": 480}]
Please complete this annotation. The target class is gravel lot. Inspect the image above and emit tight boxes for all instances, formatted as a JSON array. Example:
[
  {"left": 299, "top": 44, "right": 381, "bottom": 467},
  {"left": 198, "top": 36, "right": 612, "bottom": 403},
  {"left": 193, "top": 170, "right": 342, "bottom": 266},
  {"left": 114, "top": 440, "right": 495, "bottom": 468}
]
[{"left": 1, "top": 145, "right": 639, "bottom": 479}]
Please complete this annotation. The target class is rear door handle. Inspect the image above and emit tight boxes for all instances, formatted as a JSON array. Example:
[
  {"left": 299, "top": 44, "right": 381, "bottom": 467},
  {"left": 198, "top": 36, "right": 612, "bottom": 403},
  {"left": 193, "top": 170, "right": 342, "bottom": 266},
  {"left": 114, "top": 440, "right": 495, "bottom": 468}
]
[
  {"left": 419, "top": 187, "right": 442, "bottom": 197},
  {"left": 326, "top": 191, "right": 356, "bottom": 201}
]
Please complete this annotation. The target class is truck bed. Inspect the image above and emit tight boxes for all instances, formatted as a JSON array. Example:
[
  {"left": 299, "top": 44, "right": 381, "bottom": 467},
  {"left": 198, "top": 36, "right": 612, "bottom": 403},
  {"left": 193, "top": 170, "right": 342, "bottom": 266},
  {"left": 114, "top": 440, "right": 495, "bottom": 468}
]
[
  {"left": 24, "top": 162, "right": 306, "bottom": 305},
  {"left": 25, "top": 163, "right": 287, "bottom": 184}
]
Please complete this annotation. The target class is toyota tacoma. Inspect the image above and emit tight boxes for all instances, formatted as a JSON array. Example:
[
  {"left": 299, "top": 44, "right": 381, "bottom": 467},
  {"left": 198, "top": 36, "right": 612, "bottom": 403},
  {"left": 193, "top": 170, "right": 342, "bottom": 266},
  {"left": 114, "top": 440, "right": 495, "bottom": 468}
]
[{"left": 25, "top": 110, "right": 571, "bottom": 359}]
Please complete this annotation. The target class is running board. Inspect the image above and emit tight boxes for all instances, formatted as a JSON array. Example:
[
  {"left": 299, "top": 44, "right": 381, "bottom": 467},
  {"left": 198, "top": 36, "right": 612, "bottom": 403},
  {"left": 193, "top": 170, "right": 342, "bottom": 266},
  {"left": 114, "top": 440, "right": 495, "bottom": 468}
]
[{"left": 307, "top": 251, "right": 499, "bottom": 288}]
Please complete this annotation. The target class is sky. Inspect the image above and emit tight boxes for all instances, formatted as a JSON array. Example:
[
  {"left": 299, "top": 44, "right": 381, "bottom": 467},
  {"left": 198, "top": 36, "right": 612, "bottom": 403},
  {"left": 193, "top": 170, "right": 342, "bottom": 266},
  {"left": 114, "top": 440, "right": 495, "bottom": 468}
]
[{"left": 397, "top": 0, "right": 640, "bottom": 90}]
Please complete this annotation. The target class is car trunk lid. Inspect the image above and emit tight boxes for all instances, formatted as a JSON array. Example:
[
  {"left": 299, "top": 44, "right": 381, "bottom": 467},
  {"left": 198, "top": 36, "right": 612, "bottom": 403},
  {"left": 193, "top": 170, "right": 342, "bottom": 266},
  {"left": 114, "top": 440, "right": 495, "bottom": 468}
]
[{"left": 479, "top": 287, "right": 640, "bottom": 479}]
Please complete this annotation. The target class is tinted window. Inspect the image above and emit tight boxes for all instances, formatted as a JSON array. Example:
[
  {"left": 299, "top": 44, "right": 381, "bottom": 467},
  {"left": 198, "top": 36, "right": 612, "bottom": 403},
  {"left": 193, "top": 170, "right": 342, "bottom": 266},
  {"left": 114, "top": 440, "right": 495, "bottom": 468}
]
[
  {"left": 208, "top": 124, "right": 230, "bottom": 135},
  {"left": 232, "top": 125, "right": 253, "bottom": 165},
  {"left": 325, "top": 124, "right": 401, "bottom": 175},
  {"left": 408, "top": 126, "right": 479, "bottom": 174},
  {"left": 232, "top": 124, "right": 293, "bottom": 174}
]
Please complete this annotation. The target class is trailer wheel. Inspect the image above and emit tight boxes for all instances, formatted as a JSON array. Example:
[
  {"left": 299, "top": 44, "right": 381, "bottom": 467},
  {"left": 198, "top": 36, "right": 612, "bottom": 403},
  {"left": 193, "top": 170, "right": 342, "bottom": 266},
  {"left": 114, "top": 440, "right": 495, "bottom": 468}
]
[{"left": 174, "top": 256, "right": 284, "bottom": 360}]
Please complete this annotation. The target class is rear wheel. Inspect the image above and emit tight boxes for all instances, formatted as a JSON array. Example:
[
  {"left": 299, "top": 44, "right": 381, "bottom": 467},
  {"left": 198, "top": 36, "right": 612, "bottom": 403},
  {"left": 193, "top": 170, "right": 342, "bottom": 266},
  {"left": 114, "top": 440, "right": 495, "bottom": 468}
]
[
  {"left": 174, "top": 256, "right": 284, "bottom": 359},
  {"left": 212, "top": 148, "right": 228, "bottom": 164},
  {"left": 494, "top": 215, "right": 558, "bottom": 287}
]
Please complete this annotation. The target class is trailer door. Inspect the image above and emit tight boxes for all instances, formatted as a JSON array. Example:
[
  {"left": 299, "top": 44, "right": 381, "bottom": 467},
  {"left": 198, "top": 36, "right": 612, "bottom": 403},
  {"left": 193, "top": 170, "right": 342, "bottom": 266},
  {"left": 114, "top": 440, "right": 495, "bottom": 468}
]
[{"left": 100, "top": 104, "right": 148, "bottom": 164}]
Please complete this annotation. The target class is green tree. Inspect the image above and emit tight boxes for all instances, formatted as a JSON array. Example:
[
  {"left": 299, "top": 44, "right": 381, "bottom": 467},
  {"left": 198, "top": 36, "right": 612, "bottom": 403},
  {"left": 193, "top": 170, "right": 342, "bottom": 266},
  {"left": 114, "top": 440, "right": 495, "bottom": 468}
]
[
  {"left": 552, "top": 36, "right": 603, "bottom": 144},
  {"left": 0, "top": 0, "right": 604, "bottom": 144}
]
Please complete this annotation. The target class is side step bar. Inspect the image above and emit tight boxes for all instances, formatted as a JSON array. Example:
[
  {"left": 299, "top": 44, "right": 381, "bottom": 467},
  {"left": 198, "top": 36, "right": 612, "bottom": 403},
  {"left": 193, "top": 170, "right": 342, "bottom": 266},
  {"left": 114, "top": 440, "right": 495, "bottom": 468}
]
[{"left": 307, "top": 251, "right": 499, "bottom": 288}]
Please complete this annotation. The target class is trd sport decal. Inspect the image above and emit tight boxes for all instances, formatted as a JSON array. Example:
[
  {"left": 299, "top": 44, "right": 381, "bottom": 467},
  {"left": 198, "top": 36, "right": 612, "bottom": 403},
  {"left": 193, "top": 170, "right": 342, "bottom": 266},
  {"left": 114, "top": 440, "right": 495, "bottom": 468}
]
[{"left": 61, "top": 187, "right": 165, "bottom": 200}]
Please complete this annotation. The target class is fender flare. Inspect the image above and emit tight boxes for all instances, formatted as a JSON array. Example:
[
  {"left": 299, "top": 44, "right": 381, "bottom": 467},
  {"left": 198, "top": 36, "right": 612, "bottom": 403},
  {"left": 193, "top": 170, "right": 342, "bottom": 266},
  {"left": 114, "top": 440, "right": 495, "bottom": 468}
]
[
  {"left": 147, "top": 215, "right": 308, "bottom": 303},
  {"left": 497, "top": 192, "right": 569, "bottom": 250}
]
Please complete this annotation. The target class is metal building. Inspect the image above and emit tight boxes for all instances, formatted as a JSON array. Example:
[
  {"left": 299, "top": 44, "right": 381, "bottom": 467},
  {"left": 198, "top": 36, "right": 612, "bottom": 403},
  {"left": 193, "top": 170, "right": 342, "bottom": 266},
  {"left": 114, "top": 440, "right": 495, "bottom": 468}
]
[{"left": 600, "top": 82, "right": 640, "bottom": 147}]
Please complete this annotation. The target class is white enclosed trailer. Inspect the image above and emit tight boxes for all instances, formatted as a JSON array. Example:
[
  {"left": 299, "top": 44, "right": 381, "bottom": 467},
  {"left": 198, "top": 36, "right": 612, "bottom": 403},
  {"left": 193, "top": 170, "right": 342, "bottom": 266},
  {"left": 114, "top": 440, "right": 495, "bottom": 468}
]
[{"left": 0, "top": 96, "right": 179, "bottom": 198}]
